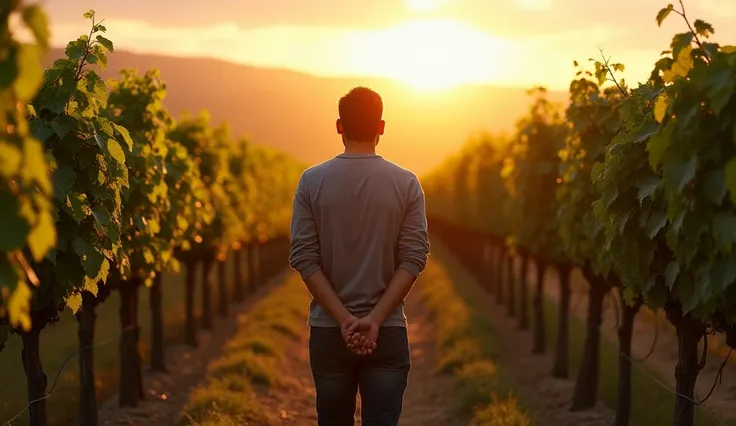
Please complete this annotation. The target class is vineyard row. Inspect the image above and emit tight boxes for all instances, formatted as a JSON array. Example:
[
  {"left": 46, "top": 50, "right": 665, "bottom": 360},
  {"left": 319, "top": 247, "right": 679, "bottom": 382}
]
[
  {"left": 0, "top": 6, "right": 303, "bottom": 426},
  {"left": 422, "top": 3, "right": 736, "bottom": 426}
]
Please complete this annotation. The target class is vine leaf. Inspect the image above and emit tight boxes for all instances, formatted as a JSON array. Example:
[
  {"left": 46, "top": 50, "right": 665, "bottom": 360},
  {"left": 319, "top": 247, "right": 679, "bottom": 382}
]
[
  {"left": 656, "top": 4, "right": 674, "bottom": 26},
  {"left": 712, "top": 214, "right": 736, "bottom": 251}
]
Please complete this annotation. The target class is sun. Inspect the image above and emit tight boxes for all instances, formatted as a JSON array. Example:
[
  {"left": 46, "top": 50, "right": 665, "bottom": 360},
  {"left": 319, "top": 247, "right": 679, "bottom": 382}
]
[{"left": 373, "top": 20, "right": 509, "bottom": 91}]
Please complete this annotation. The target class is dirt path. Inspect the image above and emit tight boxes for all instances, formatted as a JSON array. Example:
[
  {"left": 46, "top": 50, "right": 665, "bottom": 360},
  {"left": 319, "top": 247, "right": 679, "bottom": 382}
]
[
  {"left": 443, "top": 253, "right": 615, "bottom": 426},
  {"left": 96, "top": 279, "right": 283, "bottom": 426},
  {"left": 399, "top": 294, "right": 465, "bottom": 426},
  {"left": 532, "top": 262, "right": 736, "bottom": 425},
  {"left": 256, "top": 291, "right": 463, "bottom": 426}
]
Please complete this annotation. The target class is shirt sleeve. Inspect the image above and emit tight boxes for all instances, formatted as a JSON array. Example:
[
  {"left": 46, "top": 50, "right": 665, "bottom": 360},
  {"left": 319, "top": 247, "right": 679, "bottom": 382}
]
[
  {"left": 397, "top": 176, "right": 430, "bottom": 277},
  {"left": 288, "top": 172, "right": 322, "bottom": 280}
]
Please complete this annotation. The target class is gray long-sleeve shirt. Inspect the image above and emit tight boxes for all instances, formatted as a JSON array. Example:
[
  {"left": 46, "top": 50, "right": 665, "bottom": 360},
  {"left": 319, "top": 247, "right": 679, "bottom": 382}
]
[{"left": 288, "top": 152, "right": 430, "bottom": 328}]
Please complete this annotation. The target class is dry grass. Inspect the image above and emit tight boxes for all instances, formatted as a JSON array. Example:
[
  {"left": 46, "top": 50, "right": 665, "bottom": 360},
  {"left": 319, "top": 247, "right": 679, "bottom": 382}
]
[
  {"left": 418, "top": 260, "right": 533, "bottom": 426},
  {"left": 180, "top": 273, "right": 309, "bottom": 425}
]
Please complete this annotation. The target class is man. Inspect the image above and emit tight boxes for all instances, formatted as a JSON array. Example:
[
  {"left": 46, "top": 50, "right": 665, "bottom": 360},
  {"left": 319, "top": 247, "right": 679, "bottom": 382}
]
[{"left": 288, "top": 86, "right": 430, "bottom": 426}]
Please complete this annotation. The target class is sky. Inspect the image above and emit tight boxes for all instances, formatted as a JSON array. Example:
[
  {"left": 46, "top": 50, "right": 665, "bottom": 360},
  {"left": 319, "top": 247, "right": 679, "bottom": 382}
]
[{"left": 40, "top": 0, "right": 736, "bottom": 91}]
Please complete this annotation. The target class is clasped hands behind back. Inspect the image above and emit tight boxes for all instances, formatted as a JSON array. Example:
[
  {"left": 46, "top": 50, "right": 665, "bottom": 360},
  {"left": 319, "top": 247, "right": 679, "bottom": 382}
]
[{"left": 340, "top": 314, "right": 380, "bottom": 355}]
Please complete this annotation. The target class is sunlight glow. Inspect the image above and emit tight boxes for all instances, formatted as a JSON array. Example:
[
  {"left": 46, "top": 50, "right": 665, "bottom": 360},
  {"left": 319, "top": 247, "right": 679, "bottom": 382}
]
[
  {"left": 406, "top": 0, "right": 440, "bottom": 12},
  {"left": 351, "top": 20, "right": 513, "bottom": 91}
]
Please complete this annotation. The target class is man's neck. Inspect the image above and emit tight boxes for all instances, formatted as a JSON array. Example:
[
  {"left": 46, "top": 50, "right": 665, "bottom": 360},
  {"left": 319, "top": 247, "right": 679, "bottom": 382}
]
[{"left": 343, "top": 140, "right": 376, "bottom": 155}]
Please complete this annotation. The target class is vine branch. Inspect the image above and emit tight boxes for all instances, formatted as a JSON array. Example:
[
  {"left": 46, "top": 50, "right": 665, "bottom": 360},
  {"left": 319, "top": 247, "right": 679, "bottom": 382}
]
[
  {"left": 597, "top": 47, "right": 628, "bottom": 97},
  {"left": 673, "top": 0, "right": 711, "bottom": 63}
]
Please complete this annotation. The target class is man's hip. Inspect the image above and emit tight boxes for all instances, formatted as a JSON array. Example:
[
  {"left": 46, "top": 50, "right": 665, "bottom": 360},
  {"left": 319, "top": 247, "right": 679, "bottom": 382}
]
[
  {"left": 308, "top": 326, "right": 411, "bottom": 426},
  {"left": 307, "top": 303, "right": 408, "bottom": 328}
]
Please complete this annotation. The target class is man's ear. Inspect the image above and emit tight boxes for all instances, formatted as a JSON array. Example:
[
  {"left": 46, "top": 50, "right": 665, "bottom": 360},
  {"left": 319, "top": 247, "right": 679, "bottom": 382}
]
[
  {"left": 336, "top": 118, "right": 343, "bottom": 135},
  {"left": 377, "top": 120, "right": 385, "bottom": 136}
]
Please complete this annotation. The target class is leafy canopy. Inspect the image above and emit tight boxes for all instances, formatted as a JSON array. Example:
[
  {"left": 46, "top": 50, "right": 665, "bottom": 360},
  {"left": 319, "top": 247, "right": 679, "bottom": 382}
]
[
  {"left": 107, "top": 68, "right": 172, "bottom": 284},
  {"left": 0, "top": 2, "right": 55, "bottom": 331},
  {"left": 501, "top": 87, "right": 567, "bottom": 261},
  {"left": 557, "top": 62, "right": 624, "bottom": 278},
  {"left": 30, "top": 10, "right": 132, "bottom": 315}
]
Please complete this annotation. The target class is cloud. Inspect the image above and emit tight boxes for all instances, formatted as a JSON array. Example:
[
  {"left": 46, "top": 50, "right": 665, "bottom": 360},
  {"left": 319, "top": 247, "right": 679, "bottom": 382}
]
[{"left": 44, "top": 17, "right": 683, "bottom": 91}]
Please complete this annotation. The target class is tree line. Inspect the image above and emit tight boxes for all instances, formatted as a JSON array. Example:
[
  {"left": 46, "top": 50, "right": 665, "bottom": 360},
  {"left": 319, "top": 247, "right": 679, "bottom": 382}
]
[
  {"left": 423, "top": 3, "right": 736, "bottom": 426},
  {"left": 0, "top": 6, "right": 303, "bottom": 426}
]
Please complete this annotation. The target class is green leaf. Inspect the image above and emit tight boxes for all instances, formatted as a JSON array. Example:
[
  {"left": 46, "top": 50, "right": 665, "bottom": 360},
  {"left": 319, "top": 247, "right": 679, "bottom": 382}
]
[
  {"left": 52, "top": 166, "right": 76, "bottom": 201},
  {"left": 14, "top": 44, "right": 43, "bottom": 102},
  {"left": 27, "top": 211, "right": 55, "bottom": 262},
  {"left": 29, "top": 120, "right": 54, "bottom": 143},
  {"left": 602, "top": 185, "right": 618, "bottom": 207},
  {"left": 95, "top": 35, "right": 114, "bottom": 52},
  {"left": 709, "top": 254, "right": 736, "bottom": 292},
  {"left": 701, "top": 169, "right": 727, "bottom": 205},
  {"left": 671, "top": 33, "right": 694, "bottom": 60},
  {"left": 678, "top": 277, "right": 699, "bottom": 314},
  {"left": 66, "top": 293, "right": 83, "bottom": 314},
  {"left": 712, "top": 214, "right": 736, "bottom": 251},
  {"left": 646, "top": 211, "right": 667, "bottom": 239},
  {"left": 83, "top": 258, "right": 110, "bottom": 296},
  {"left": 65, "top": 193, "right": 91, "bottom": 222},
  {"left": 22, "top": 5, "right": 50, "bottom": 50},
  {"left": 665, "top": 261, "right": 679, "bottom": 289},
  {"left": 636, "top": 176, "right": 661, "bottom": 203},
  {"left": 65, "top": 39, "right": 87, "bottom": 60},
  {"left": 113, "top": 124, "right": 133, "bottom": 150},
  {"left": 647, "top": 122, "right": 672, "bottom": 168},
  {"left": 654, "top": 93, "right": 668, "bottom": 123},
  {"left": 0, "top": 194, "right": 30, "bottom": 251},
  {"left": 50, "top": 116, "right": 73, "bottom": 138},
  {"left": 72, "top": 237, "right": 104, "bottom": 278},
  {"left": 0, "top": 142, "right": 22, "bottom": 178},
  {"left": 91, "top": 205, "right": 110, "bottom": 226},
  {"left": 148, "top": 218, "right": 161, "bottom": 234},
  {"left": 106, "top": 139, "right": 126, "bottom": 165},
  {"left": 665, "top": 156, "right": 697, "bottom": 193},
  {"left": 0, "top": 47, "right": 19, "bottom": 89},
  {"left": 693, "top": 20, "right": 714, "bottom": 38},
  {"left": 698, "top": 266, "right": 714, "bottom": 302},
  {"left": 0, "top": 256, "right": 17, "bottom": 290},
  {"left": 630, "top": 122, "right": 660, "bottom": 144},
  {"left": 22, "top": 137, "right": 51, "bottom": 193},
  {"left": 656, "top": 4, "right": 673, "bottom": 26}
]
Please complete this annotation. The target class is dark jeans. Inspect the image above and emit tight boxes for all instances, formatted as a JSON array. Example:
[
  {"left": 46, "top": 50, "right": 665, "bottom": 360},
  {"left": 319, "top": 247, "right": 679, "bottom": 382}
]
[{"left": 309, "top": 326, "right": 411, "bottom": 426}]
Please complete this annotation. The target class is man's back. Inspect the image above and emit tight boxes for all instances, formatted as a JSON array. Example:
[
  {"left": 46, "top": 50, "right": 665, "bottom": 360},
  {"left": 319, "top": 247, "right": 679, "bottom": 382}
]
[{"left": 289, "top": 152, "right": 429, "bottom": 327}]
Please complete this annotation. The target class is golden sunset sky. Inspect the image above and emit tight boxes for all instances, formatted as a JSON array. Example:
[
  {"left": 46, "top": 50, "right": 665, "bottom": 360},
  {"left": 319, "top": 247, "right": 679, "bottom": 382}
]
[{"left": 46, "top": 0, "right": 736, "bottom": 90}]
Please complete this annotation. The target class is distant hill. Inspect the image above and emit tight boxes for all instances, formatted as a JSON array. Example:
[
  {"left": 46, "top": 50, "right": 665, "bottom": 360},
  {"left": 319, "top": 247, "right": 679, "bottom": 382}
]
[{"left": 44, "top": 48, "right": 567, "bottom": 174}]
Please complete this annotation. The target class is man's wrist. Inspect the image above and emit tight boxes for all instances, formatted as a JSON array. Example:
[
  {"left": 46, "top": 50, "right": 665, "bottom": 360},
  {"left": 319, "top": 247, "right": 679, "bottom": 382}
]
[
  {"left": 366, "top": 310, "right": 386, "bottom": 326},
  {"left": 337, "top": 311, "right": 354, "bottom": 325}
]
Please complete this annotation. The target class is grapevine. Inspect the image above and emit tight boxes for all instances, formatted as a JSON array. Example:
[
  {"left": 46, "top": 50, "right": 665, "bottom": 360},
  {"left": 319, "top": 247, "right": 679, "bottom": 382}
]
[
  {"left": 424, "top": 3, "right": 736, "bottom": 425},
  {"left": 0, "top": 1, "right": 54, "bottom": 335}
]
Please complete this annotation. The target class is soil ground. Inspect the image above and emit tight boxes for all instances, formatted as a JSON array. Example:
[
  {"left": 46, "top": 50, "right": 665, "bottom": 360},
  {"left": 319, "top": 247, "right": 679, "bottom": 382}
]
[
  {"left": 533, "top": 262, "right": 736, "bottom": 426},
  {"left": 96, "top": 252, "right": 736, "bottom": 426},
  {"left": 253, "top": 288, "right": 465, "bottom": 426}
]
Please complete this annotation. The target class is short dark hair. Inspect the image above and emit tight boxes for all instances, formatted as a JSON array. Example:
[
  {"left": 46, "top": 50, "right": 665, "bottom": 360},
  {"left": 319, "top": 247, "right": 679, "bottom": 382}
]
[{"left": 338, "top": 87, "right": 383, "bottom": 142}]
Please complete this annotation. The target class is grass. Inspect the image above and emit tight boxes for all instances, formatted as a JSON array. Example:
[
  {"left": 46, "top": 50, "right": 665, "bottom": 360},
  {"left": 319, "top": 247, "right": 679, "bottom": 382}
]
[
  {"left": 417, "top": 256, "right": 534, "bottom": 426},
  {"left": 432, "top": 244, "right": 735, "bottom": 426},
  {"left": 0, "top": 256, "right": 238, "bottom": 426},
  {"left": 539, "top": 291, "right": 733, "bottom": 426},
  {"left": 179, "top": 273, "right": 309, "bottom": 425}
]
